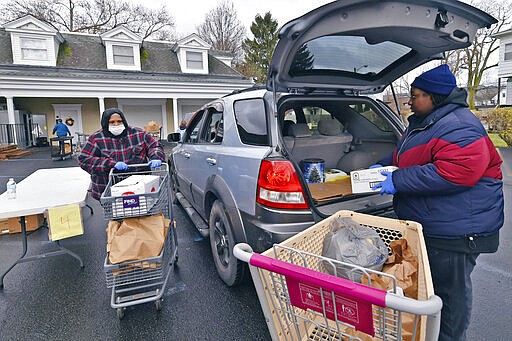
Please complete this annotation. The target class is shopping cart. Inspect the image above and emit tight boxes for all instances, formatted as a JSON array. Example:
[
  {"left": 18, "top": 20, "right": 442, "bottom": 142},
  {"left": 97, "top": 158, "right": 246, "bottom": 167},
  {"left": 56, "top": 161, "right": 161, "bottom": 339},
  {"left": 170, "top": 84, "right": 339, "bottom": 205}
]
[
  {"left": 234, "top": 210, "right": 442, "bottom": 341},
  {"left": 100, "top": 163, "right": 178, "bottom": 319},
  {"left": 74, "top": 132, "right": 90, "bottom": 153}
]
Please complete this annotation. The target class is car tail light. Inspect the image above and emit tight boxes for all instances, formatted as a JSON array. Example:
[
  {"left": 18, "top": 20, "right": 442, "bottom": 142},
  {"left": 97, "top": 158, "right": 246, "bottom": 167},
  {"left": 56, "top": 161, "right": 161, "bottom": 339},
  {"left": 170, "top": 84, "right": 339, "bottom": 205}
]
[{"left": 257, "top": 159, "right": 308, "bottom": 209}]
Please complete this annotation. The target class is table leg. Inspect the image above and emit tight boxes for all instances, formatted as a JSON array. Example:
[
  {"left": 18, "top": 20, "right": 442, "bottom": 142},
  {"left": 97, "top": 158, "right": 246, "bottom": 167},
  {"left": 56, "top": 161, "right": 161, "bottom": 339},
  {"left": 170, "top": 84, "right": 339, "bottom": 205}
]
[
  {"left": 0, "top": 216, "right": 29, "bottom": 289},
  {"left": 0, "top": 216, "right": 85, "bottom": 290}
]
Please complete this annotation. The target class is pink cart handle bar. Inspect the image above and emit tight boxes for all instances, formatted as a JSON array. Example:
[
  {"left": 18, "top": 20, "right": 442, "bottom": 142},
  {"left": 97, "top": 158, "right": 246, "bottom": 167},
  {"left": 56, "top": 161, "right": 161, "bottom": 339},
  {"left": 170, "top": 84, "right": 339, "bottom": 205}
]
[
  {"left": 234, "top": 243, "right": 443, "bottom": 316},
  {"left": 234, "top": 243, "right": 386, "bottom": 306}
]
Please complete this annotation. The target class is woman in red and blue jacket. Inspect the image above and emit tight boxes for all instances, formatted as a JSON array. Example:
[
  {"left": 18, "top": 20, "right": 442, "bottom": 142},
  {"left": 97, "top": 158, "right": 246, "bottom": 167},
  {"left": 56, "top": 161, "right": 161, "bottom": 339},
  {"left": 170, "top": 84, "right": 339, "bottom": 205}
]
[
  {"left": 78, "top": 108, "right": 165, "bottom": 200},
  {"left": 373, "top": 64, "right": 504, "bottom": 341}
]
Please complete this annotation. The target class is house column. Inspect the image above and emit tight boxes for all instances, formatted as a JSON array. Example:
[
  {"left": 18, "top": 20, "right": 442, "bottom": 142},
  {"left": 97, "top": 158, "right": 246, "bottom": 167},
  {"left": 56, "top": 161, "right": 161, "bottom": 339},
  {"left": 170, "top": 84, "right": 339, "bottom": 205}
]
[
  {"left": 6, "top": 96, "right": 15, "bottom": 124},
  {"left": 161, "top": 101, "right": 168, "bottom": 137},
  {"left": 172, "top": 98, "right": 178, "bottom": 132},
  {"left": 98, "top": 97, "right": 105, "bottom": 118},
  {"left": 6, "top": 96, "right": 18, "bottom": 144}
]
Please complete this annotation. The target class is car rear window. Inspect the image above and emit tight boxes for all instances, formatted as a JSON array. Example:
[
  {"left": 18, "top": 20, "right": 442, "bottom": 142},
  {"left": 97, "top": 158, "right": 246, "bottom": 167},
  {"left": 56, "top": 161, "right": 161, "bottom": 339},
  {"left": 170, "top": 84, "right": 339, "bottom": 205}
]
[
  {"left": 234, "top": 98, "right": 269, "bottom": 146},
  {"left": 350, "top": 103, "right": 394, "bottom": 132},
  {"left": 290, "top": 36, "right": 411, "bottom": 76}
]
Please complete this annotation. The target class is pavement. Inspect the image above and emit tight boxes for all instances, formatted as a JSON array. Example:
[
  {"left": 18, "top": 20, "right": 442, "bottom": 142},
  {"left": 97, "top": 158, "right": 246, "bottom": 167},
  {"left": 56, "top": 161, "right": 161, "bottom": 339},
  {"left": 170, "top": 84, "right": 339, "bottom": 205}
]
[
  {"left": 0, "top": 145, "right": 510, "bottom": 340},
  {"left": 0, "top": 144, "right": 269, "bottom": 341}
]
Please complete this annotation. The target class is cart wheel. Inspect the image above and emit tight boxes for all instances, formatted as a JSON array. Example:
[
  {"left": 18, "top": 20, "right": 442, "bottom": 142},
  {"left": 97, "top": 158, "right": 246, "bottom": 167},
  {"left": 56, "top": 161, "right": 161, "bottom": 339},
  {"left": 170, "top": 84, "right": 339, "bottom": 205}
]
[
  {"left": 116, "top": 308, "right": 125, "bottom": 319},
  {"left": 155, "top": 299, "right": 163, "bottom": 311}
]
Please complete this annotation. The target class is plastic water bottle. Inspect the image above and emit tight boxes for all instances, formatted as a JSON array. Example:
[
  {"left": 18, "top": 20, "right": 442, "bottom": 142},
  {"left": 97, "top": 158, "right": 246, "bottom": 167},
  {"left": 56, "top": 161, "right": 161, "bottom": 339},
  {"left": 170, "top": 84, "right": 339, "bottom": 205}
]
[{"left": 6, "top": 178, "right": 16, "bottom": 199}]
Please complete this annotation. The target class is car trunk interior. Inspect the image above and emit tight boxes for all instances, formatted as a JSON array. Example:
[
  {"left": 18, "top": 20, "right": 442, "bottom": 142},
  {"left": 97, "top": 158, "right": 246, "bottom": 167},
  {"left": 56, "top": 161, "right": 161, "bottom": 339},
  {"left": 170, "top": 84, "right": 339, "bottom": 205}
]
[{"left": 278, "top": 95, "right": 401, "bottom": 217}]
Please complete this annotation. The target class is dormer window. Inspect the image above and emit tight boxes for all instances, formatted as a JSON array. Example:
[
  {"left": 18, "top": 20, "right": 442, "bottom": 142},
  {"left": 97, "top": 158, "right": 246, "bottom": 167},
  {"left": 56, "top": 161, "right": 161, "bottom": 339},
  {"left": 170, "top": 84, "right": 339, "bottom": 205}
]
[
  {"left": 113, "top": 45, "right": 135, "bottom": 66},
  {"left": 173, "top": 33, "right": 211, "bottom": 74},
  {"left": 186, "top": 51, "right": 203, "bottom": 69},
  {"left": 20, "top": 37, "right": 48, "bottom": 60},
  {"left": 4, "top": 15, "right": 63, "bottom": 67},
  {"left": 100, "top": 26, "right": 142, "bottom": 71}
]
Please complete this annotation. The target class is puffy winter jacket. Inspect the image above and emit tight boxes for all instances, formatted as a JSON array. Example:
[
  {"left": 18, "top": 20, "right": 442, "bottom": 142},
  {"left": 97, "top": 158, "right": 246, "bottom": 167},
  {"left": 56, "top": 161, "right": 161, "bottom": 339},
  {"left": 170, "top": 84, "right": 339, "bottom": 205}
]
[{"left": 380, "top": 88, "right": 504, "bottom": 244}]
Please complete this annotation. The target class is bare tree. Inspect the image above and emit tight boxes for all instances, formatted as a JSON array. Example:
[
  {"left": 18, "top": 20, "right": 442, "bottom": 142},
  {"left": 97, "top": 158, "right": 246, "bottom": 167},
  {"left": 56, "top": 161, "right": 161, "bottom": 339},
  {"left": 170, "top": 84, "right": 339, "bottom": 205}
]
[
  {"left": 444, "top": 0, "right": 512, "bottom": 109},
  {"left": 196, "top": 1, "right": 246, "bottom": 62},
  {"left": 0, "top": 0, "right": 175, "bottom": 40}
]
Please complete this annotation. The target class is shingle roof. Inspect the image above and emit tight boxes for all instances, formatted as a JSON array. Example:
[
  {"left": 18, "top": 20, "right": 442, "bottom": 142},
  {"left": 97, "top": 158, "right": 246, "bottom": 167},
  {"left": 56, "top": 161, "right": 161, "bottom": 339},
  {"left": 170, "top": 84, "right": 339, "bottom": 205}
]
[{"left": 0, "top": 28, "right": 247, "bottom": 80}]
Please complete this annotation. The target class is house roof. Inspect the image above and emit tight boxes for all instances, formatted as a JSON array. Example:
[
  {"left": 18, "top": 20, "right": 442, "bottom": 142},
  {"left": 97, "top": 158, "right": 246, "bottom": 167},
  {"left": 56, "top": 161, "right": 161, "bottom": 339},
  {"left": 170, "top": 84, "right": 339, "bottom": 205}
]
[{"left": 0, "top": 28, "right": 247, "bottom": 81}]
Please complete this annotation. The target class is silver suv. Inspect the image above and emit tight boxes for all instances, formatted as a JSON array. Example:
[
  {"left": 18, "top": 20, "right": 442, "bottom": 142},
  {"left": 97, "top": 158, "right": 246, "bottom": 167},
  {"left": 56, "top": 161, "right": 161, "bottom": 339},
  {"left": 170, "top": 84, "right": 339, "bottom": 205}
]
[{"left": 168, "top": 0, "right": 495, "bottom": 286}]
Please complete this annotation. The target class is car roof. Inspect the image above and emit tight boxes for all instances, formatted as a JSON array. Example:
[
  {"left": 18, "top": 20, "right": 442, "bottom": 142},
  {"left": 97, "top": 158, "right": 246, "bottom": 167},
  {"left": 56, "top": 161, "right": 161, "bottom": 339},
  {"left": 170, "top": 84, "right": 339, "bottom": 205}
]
[{"left": 267, "top": 0, "right": 496, "bottom": 94}]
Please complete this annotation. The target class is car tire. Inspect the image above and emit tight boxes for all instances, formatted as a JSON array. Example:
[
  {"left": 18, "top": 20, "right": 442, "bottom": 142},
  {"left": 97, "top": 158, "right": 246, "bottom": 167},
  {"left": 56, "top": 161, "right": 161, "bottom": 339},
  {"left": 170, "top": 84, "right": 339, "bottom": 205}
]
[{"left": 209, "top": 200, "right": 244, "bottom": 287}]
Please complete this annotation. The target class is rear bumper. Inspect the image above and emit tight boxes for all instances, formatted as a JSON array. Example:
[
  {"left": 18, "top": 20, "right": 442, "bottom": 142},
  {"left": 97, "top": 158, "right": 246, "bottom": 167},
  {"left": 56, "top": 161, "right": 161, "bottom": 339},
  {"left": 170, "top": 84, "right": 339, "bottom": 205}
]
[{"left": 240, "top": 203, "right": 315, "bottom": 253}]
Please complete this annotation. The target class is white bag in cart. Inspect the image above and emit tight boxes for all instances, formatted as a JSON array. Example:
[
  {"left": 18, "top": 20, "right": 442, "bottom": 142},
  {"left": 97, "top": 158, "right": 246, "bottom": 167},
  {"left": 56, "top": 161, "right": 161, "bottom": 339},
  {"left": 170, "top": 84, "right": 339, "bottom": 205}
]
[{"left": 110, "top": 175, "right": 160, "bottom": 217}]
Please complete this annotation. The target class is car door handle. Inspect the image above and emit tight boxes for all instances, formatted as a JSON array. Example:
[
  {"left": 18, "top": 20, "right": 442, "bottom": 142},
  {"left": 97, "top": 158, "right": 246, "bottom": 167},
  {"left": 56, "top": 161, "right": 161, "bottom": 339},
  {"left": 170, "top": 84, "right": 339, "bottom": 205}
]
[{"left": 206, "top": 157, "right": 216, "bottom": 165}]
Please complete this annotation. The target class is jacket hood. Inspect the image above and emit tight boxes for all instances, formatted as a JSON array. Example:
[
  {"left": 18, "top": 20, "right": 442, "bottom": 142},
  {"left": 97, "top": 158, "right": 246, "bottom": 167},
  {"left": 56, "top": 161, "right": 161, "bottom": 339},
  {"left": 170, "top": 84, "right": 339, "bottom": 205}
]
[
  {"left": 408, "top": 87, "right": 469, "bottom": 129},
  {"left": 101, "top": 108, "right": 129, "bottom": 138},
  {"left": 436, "top": 87, "right": 469, "bottom": 108}
]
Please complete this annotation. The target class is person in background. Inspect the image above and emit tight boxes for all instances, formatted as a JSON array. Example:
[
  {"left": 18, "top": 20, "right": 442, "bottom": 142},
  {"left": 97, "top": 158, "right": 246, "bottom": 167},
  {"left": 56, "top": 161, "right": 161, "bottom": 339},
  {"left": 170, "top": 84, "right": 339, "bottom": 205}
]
[
  {"left": 372, "top": 64, "right": 504, "bottom": 341},
  {"left": 78, "top": 108, "right": 165, "bottom": 201},
  {"left": 177, "top": 120, "right": 187, "bottom": 140},
  {"left": 52, "top": 118, "right": 71, "bottom": 156},
  {"left": 52, "top": 118, "right": 71, "bottom": 137}
]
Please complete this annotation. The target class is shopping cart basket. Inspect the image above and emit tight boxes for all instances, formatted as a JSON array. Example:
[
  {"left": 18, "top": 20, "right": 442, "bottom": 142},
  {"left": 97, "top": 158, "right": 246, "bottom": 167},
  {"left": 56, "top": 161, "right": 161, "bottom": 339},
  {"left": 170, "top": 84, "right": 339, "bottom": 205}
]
[
  {"left": 234, "top": 210, "right": 442, "bottom": 341},
  {"left": 101, "top": 163, "right": 178, "bottom": 319},
  {"left": 100, "top": 164, "right": 170, "bottom": 219}
]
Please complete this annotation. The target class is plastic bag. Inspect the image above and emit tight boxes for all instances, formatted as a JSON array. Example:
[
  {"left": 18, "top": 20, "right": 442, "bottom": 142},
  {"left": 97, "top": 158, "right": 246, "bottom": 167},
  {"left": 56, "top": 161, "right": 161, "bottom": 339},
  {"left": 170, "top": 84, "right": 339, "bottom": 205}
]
[{"left": 322, "top": 217, "right": 388, "bottom": 282}]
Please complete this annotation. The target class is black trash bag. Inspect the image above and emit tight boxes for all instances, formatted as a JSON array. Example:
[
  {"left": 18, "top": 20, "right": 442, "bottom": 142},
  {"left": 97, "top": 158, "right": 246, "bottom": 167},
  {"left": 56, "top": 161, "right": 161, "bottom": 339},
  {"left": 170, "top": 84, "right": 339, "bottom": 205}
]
[{"left": 321, "top": 217, "right": 388, "bottom": 282}]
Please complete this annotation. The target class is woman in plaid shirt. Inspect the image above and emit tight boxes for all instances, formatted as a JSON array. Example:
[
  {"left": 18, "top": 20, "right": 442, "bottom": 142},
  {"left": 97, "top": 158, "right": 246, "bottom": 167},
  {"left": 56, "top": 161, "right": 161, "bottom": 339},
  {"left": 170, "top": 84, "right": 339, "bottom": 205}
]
[{"left": 78, "top": 108, "right": 165, "bottom": 200}]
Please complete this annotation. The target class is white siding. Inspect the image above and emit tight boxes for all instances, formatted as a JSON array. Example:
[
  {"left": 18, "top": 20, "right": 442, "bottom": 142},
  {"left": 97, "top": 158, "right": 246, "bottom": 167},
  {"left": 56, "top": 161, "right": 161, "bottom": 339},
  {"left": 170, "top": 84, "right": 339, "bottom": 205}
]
[{"left": 498, "top": 38, "right": 512, "bottom": 78}]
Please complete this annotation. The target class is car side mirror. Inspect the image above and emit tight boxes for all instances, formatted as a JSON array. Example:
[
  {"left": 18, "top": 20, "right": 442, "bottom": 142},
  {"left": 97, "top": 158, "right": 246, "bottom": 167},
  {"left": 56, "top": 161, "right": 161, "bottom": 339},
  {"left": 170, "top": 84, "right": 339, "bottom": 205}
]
[{"left": 168, "top": 132, "right": 181, "bottom": 142}]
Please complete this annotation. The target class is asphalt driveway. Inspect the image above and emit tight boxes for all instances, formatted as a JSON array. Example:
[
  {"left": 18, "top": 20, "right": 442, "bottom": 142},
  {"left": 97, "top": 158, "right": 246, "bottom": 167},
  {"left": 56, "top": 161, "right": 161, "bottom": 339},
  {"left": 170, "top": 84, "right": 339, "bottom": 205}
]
[{"left": 0, "top": 145, "right": 511, "bottom": 340}]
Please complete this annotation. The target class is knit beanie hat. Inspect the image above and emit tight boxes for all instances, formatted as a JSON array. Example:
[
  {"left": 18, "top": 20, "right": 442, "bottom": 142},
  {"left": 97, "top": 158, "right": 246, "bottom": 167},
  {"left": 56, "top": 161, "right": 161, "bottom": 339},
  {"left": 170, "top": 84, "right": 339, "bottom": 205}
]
[{"left": 411, "top": 64, "right": 456, "bottom": 95}]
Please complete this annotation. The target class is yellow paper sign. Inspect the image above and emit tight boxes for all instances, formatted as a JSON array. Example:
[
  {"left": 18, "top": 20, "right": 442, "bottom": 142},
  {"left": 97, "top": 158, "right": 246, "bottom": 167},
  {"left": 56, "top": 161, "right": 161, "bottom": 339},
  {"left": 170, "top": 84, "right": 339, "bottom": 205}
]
[{"left": 47, "top": 204, "right": 84, "bottom": 241}]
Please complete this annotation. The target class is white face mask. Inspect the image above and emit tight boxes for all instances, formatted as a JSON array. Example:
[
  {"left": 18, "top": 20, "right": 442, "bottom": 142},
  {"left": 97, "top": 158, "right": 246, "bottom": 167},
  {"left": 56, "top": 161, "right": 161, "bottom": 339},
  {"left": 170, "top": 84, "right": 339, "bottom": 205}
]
[{"left": 109, "top": 125, "right": 125, "bottom": 136}]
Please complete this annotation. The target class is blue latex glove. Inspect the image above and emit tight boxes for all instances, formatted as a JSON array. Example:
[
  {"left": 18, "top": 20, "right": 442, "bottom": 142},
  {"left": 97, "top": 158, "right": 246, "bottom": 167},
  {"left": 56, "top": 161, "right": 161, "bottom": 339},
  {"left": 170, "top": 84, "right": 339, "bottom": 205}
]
[
  {"left": 148, "top": 159, "right": 162, "bottom": 168},
  {"left": 372, "top": 171, "right": 396, "bottom": 195},
  {"left": 114, "top": 161, "right": 128, "bottom": 171},
  {"left": 369, "top": 164, "right": 383, "bottom": 169}
]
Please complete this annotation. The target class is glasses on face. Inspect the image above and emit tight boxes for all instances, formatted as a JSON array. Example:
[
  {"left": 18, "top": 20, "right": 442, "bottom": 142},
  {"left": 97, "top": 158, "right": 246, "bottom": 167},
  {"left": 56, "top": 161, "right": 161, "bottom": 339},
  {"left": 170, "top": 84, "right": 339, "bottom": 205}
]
[{"left": 409, "top": 93, "right": 430, "bottom": 101}]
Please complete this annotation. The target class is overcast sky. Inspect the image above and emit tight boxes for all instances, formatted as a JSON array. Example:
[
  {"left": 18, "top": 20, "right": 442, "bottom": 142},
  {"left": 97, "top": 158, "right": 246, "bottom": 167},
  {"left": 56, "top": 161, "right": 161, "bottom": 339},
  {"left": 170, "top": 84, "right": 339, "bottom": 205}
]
[{"left": 127, "top": 0, "right": 333, "bottom": 38}]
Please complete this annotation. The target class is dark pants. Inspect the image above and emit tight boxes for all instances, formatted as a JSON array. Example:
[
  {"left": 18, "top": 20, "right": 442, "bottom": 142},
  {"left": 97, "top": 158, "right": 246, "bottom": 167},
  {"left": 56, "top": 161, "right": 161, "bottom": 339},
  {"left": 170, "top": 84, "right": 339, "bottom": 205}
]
[{"left": 427, "top": 247, "right": 479, "bottom": 341}]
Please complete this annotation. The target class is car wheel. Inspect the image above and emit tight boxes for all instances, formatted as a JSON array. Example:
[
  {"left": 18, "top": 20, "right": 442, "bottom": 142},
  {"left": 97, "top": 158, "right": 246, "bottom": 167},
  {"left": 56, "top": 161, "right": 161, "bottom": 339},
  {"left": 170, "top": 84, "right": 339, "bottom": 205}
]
[{"left": 209, "top": 200, "right": 244, "bottom": 286}]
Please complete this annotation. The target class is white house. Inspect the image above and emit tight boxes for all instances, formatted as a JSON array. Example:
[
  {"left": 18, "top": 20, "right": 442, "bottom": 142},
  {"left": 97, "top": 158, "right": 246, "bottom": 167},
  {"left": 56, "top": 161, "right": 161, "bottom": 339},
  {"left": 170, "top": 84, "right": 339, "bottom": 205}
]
[
  {"left": 0, "top": 15, "right": 252, "bottom": 145},
  {"left": 494, "top": 28, "right": 512, "bottom": 106}
]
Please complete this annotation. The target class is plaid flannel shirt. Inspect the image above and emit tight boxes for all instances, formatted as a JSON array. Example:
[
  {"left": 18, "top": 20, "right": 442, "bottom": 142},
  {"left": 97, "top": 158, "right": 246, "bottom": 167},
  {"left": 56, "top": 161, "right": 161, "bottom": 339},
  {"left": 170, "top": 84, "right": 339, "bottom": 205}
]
[{"left": 78, "top": 126, "right": 165, "bottom": 200}]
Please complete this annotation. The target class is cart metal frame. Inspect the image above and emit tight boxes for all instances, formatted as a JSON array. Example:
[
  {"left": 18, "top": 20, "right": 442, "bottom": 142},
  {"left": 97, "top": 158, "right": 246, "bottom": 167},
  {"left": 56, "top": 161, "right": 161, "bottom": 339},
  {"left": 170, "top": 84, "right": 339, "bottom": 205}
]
[
  {"left": 234, "top": 210, "right": 443, "bottom": 341},
  {"left": 100, "top": 163, "right": 178, "bottom": 319}
]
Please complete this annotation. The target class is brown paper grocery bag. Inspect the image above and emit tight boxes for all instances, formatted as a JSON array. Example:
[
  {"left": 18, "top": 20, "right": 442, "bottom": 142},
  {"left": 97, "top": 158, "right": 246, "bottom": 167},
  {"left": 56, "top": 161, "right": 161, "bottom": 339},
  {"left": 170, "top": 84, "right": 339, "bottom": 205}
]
[
  {"left": 107, "top": 213, "right": 170, "bottom": 264},
  {"left": 362, "top": 239, "right": 419, "bottom": 341}
]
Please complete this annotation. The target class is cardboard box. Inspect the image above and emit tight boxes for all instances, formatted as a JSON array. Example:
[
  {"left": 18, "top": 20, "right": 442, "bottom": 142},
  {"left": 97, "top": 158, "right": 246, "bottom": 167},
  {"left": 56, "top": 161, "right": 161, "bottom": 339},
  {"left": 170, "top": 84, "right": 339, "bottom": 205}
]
[
  {"left": 308, "top": 176, "right": 352, "bottom": 203},
  {"left": 0, "top": 214, "right": 45, "bottom": 235},
  {"left": 110, "top": 175, "right": 160, "bottom": 197},
  {"left": 350, "top": 166, "right": 398, "bottom": 193}
]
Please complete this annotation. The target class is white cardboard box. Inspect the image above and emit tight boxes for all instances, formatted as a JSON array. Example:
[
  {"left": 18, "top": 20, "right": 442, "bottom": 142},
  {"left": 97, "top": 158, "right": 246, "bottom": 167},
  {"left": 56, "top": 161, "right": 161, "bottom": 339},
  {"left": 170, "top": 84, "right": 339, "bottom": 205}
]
[
  {"left": 110, "top": 175, "right": 160, "bottom": 197},
  {"left": 350, "top": 166, "right": 398, "bottom": 194}
]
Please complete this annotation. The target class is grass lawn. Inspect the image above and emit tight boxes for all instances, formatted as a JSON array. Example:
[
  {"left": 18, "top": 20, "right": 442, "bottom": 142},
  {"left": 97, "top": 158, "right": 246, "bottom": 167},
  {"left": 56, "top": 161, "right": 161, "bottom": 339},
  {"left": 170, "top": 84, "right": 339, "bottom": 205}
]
[{"left": 488, "top": 133, "right": 508, "bottom": 148}]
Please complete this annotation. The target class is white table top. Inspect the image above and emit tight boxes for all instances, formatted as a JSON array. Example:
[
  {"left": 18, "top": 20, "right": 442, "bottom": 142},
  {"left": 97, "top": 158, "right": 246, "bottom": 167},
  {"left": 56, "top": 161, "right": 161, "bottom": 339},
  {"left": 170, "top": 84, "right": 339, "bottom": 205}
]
[{"left": 0, "top": 167, "right": 91, "bottom": 219}]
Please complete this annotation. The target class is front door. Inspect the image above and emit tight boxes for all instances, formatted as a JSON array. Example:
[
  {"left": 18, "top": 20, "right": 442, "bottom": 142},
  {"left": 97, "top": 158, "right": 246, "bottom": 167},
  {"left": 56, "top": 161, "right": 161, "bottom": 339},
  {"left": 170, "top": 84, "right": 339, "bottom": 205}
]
[{"left": 52, "top": 104, "right": 83, "bottom": 139}]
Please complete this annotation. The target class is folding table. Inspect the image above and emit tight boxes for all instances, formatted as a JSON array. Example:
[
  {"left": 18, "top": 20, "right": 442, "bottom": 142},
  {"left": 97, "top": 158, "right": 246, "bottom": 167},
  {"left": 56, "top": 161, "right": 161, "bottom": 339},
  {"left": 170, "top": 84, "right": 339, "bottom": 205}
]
[{"left": 0, "top": 167, "right": 91, "bottom": 289}]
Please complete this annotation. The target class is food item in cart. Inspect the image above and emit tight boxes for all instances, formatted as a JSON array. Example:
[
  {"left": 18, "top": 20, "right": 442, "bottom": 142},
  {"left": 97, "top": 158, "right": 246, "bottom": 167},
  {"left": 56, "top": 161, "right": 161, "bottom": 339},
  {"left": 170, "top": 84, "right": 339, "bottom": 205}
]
[
  {"left": 321, "top": 217, "right": 388, "bottom": 282},
  {"left": 107, "top": 213, "right": 170, "bottom": 265},
  {"left": 110, "top": 175, "right": 160, "bottom": 196}
]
